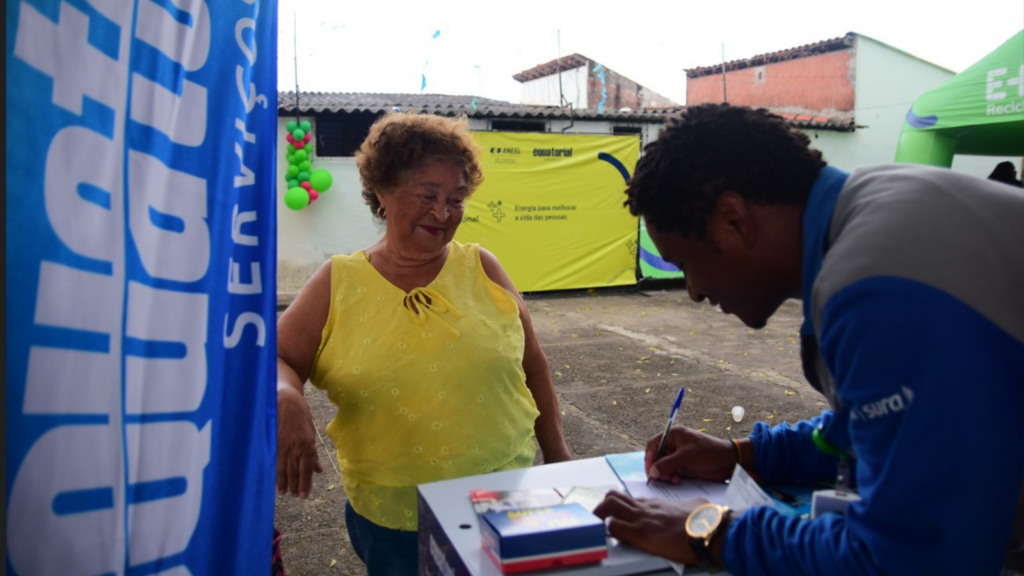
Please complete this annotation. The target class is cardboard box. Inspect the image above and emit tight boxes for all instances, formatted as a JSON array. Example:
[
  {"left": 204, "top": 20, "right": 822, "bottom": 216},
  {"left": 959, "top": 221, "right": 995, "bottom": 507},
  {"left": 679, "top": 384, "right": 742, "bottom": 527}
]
[{"left": 479, "top": 504, "right": 608, "bottom": 574}]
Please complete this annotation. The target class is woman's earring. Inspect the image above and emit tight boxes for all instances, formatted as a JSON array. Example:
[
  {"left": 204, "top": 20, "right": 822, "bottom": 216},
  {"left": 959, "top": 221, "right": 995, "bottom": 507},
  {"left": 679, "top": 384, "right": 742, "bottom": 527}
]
[{"left": 377, "top": 206, "right": 386, "bottom": 219}]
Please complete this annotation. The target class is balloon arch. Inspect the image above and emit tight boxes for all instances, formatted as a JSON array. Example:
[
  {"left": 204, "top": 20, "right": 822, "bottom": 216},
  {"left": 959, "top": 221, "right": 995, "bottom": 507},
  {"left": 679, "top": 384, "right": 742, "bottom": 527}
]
[{"left": 282, "top": 119, "right": 334, "bottom": 210}]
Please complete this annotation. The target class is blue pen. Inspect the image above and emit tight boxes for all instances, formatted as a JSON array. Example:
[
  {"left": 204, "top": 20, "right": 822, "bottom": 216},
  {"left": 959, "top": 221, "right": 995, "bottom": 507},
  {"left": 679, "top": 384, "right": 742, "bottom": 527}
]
[{"left": 648, "top": 387, "right": 685, "bottom": 485}]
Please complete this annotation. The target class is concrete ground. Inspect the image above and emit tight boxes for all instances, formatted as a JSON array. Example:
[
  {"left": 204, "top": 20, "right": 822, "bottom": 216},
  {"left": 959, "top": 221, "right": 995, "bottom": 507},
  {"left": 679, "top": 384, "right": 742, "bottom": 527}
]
[{"left": 275, "top": 287, "right": 828, "bottom": 575}]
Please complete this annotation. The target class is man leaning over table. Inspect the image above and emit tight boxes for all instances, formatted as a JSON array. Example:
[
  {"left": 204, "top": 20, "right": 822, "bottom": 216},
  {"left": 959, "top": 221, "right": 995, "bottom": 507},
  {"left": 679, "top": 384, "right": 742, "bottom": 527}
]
[{"left": 593, "top": 103, "right": 1024, "bottom": 576}]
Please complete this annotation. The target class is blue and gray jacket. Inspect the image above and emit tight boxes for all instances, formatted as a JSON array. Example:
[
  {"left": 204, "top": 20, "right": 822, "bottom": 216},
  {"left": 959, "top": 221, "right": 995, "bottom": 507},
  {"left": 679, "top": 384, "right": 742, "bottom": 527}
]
[{"left": 723, "top": 165, "right": 1024, "bottom": 576}]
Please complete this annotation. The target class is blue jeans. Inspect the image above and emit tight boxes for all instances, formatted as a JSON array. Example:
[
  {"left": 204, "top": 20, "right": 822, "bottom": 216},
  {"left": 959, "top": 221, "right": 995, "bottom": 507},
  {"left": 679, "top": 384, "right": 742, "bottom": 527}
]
[{"left": 345, "top": 500, "right": 419, "bottom": 575}]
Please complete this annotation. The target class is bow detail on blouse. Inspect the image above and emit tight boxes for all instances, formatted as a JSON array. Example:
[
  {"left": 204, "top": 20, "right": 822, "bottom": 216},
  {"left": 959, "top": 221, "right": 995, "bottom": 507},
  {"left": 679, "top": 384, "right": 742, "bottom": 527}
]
[{"left": 402, "top": 287, "right": 463, "bottom": 337}]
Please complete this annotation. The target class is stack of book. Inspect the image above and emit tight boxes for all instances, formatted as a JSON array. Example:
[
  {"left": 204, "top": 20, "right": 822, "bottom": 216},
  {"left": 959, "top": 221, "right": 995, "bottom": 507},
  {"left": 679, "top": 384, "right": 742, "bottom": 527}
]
[{"left": 470, "top": 488, "right": 609, "bottom": 574}]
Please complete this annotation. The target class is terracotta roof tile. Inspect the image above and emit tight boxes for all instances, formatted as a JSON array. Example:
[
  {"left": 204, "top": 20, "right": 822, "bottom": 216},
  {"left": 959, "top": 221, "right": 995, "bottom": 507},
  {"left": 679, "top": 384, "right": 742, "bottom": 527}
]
[
  {"left": 512, "top": 53, "right": 591, "bottom": 82},
  {"left": 278, "top": 93, "right": 855, "bottom": 131},
  {"left": 278, "top": 91, "right": 682, "bottom": 122},
  {"left": 774, "top": 111, "right": 856, "bottom": 131},
  {"left": 686, "top": 33, "right": 855, "bottom": 78}
]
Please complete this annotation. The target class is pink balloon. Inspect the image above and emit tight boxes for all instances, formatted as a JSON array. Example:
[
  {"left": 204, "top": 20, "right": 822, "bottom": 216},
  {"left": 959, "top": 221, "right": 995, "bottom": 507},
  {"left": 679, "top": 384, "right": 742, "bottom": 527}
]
[
  {"left": 301, "top": 181, "right": 312, "bottom": 190},
  {"left": 308, "top": 189, "right": 320, "bottom": 201}
]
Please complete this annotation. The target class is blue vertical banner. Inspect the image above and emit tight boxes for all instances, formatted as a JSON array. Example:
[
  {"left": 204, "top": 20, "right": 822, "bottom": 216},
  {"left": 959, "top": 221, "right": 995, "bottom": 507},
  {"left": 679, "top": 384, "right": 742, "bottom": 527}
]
[{"left": 6, "top": 1, "right": 277, "bottom": 574}]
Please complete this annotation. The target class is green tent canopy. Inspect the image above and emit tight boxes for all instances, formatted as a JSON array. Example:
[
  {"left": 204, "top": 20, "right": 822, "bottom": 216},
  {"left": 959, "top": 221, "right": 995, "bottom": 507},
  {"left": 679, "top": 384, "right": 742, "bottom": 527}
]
[{"left": 896, "top": 30, "right": 1024, "bottom": 165}]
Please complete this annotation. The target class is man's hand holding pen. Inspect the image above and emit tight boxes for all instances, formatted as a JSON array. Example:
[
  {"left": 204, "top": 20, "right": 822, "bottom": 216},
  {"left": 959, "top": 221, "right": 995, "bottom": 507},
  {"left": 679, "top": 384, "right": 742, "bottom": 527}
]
[
  {"left": 647, "top": 387, "right": 686, "bottom": 485},
  {"left": 646, "top": 426, "right": 740, "bottom": 484},
  {"left": 597, "top": 427, "right": 747, "bottom": 568}
]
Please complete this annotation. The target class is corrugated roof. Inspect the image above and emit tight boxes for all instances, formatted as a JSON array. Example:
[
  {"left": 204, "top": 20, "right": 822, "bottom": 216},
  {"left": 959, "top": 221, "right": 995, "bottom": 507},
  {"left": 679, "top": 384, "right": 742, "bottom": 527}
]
[
  {"left": 278, "top": 91, "right": 683, "bottom": 122},
  {"left": 686, "top": 33, "right": 855, "bottom": 78},
  {"left": 512, "top": 53, "right": 591, "bottom": 82}
]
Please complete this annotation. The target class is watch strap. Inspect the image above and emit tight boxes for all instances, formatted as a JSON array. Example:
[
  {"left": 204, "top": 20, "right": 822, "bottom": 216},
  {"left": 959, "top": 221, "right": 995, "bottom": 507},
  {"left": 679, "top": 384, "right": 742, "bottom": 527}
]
[
  {"left": 686, "top": 504, "right": 729, "bottom": 573},
  {"left": 688, "top": 534, "right": 714, "bottom": 566}
]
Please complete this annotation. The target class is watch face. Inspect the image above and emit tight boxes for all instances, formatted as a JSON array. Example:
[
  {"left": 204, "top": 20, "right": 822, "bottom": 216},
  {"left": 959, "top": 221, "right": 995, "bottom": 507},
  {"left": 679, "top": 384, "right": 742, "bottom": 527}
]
[{"left": 687, "top": 505, "right": 723, "bottom": 539}]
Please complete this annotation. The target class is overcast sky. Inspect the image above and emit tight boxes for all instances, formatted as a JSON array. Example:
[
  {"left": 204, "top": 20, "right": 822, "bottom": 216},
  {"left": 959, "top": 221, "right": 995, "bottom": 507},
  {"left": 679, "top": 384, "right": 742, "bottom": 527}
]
[{"left": 277, "top": 0, "right": 1024, "bottom": 105}]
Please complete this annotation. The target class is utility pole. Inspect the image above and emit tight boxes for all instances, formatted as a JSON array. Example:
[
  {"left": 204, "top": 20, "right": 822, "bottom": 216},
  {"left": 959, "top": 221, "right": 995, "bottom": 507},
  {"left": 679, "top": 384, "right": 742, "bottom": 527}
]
[
  {"left": 721, "top": 43, "right": 728, "bottom": 103},
  {"left": 557, "top": 30, "right": 566, "bottom": 107}
]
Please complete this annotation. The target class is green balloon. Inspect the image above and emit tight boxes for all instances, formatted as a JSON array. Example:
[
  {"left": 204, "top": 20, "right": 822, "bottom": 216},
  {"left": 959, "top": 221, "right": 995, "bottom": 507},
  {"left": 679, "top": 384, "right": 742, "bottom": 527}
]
[
  {"left": 304, "top": 143, "right": 313, "bottom": 152},
  {"left": 286, "top": 121, "right": 298, "bottom": 132},
  {"left": 287, "top": 179, "right": 300, "bottom": 188},
  {"left": 285, "top": 187, "right": 309, "bottom": 210},
  {"left": 287, "top": 144, "right": 296, "bottom": 153},
  {"left": 294, "top": 149, "right": 308, "bottom": 162},
  {"left": 286, "top": 165, "right": 299, "bottom": 178},
  {"left": 298, "top": 160, "right": 312, "bottom": 172},
  {"left": 299, "top": 120, "right": 312, "bottom": 133},
  {"left": 297, "top": 171, "right": 310, "bottom": 182},
  {"left": 292, "top": 129, "right": 305, "bottom": 141},
  {"left": 286, "top": 153, "right": 294, "bottom": 164},
  {"left": 309, "top": 169, "right": 333, "bottom": 192}
]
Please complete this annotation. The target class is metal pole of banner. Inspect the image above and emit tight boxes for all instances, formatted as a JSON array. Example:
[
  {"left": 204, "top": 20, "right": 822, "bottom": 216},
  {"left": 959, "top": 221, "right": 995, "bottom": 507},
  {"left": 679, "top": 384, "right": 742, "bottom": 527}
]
[{"left": 294, "top": 10, "right": 301, "bottom": 122}]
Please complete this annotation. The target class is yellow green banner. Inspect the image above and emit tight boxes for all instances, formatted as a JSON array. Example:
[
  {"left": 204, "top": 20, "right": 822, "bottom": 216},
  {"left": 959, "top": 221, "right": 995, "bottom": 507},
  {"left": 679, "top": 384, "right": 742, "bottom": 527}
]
[{"left": 457, "top": 132, "right": 640, "bottom": 292}]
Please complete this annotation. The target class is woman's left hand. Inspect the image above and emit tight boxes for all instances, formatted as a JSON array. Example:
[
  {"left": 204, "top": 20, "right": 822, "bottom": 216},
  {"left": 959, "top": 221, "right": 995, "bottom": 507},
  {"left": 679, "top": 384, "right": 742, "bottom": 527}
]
[{"left": 542, "top": 444, "right": 573, "bottom": 464}]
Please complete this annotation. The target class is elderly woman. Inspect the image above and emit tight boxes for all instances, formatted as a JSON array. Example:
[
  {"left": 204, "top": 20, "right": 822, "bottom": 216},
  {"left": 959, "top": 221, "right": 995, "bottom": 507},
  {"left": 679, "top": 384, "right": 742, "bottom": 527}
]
[{"left": 277, "top": 113, "right": 571, "bottom": 574}]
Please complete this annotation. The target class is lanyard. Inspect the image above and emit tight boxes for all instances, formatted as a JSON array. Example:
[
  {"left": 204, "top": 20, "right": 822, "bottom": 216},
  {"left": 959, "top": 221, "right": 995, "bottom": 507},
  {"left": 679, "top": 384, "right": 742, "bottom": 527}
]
[{"left": 813, "top": 425, "right": 851, "bottom": 494}]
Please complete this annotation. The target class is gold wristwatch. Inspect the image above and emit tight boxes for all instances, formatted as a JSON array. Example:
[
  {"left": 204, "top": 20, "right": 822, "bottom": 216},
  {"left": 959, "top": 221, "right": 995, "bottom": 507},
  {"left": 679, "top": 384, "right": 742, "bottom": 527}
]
[{"left": 685, "top": 502, "right": 729, "bottom": 573}]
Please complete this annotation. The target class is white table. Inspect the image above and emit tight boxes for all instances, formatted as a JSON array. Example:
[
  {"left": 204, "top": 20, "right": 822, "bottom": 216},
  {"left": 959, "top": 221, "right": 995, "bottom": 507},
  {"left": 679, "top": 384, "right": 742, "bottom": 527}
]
[{"left": 417, "top": 457, "right": 731, "bottom": 576}]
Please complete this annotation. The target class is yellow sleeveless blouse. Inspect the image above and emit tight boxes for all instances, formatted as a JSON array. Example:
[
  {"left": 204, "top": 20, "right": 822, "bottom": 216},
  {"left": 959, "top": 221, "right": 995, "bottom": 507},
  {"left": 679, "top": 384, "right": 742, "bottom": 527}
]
[{"left": 310, "top": 241, "right": 540, "bottom": 530}]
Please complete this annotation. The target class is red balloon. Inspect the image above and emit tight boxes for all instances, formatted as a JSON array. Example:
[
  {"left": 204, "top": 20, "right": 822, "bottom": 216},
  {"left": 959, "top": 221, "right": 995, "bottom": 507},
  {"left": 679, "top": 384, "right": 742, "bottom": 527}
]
[
  {"left": 286, "top": 134, "right": 295, "bottom": 144},
  {"left": 303, "top": 133, "right": 312, "bottom": 143},
  {"left": 301, "top": 181, "right": 312, "bottom": 190},
  {"left": 308, "top": 189, "right": 320, "bottom": 201}
]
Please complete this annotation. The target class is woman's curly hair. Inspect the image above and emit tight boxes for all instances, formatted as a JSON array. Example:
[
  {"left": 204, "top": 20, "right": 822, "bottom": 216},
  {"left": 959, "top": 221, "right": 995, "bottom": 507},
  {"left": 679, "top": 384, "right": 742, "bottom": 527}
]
[
  {"left": 356, "top": 112, "right": 484, "bottom": 218},
  {"left": 625, "top": 103, "right": 826, "bottom": 239}
]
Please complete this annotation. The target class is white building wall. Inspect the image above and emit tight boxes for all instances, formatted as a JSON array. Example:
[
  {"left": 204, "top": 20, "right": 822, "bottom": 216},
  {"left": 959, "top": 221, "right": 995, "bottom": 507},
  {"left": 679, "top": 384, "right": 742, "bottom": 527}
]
[
  {"left": 641, "top": 123, "right": 662, "bottom": 152},
  {"left": 804, "top": 35, "right": 1018, "bottom": 177},
  {"left": 547, "top": 119, "right": 660, "bottom": 151},
  {"left": 799, "top": 128, "right": 862, "bottom": 168},
  {"left": 520, "top": 65, "right": 588, "bottom": 108},
  {"left": 276, "top": 116, "right": 374, "bottom": 292}
]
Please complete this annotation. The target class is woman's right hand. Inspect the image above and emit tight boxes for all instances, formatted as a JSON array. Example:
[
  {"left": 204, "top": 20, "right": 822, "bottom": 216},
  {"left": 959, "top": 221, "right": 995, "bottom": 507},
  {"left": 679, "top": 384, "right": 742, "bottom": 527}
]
[
  {"left": 275, "top": 261, "right": 332, "bottom": 499},
  {"left": 277, "top": 384, "right": 323, "bottom": 498},
  {"left": 645, "top": 425, "right": 737, "bottom": 483}
]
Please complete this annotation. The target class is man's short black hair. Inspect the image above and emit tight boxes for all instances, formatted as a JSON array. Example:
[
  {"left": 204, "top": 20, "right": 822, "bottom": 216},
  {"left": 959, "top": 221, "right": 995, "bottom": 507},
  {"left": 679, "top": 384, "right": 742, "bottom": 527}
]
[{"left": 625, "top": 103, "right": 826, "bottom": 239}]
